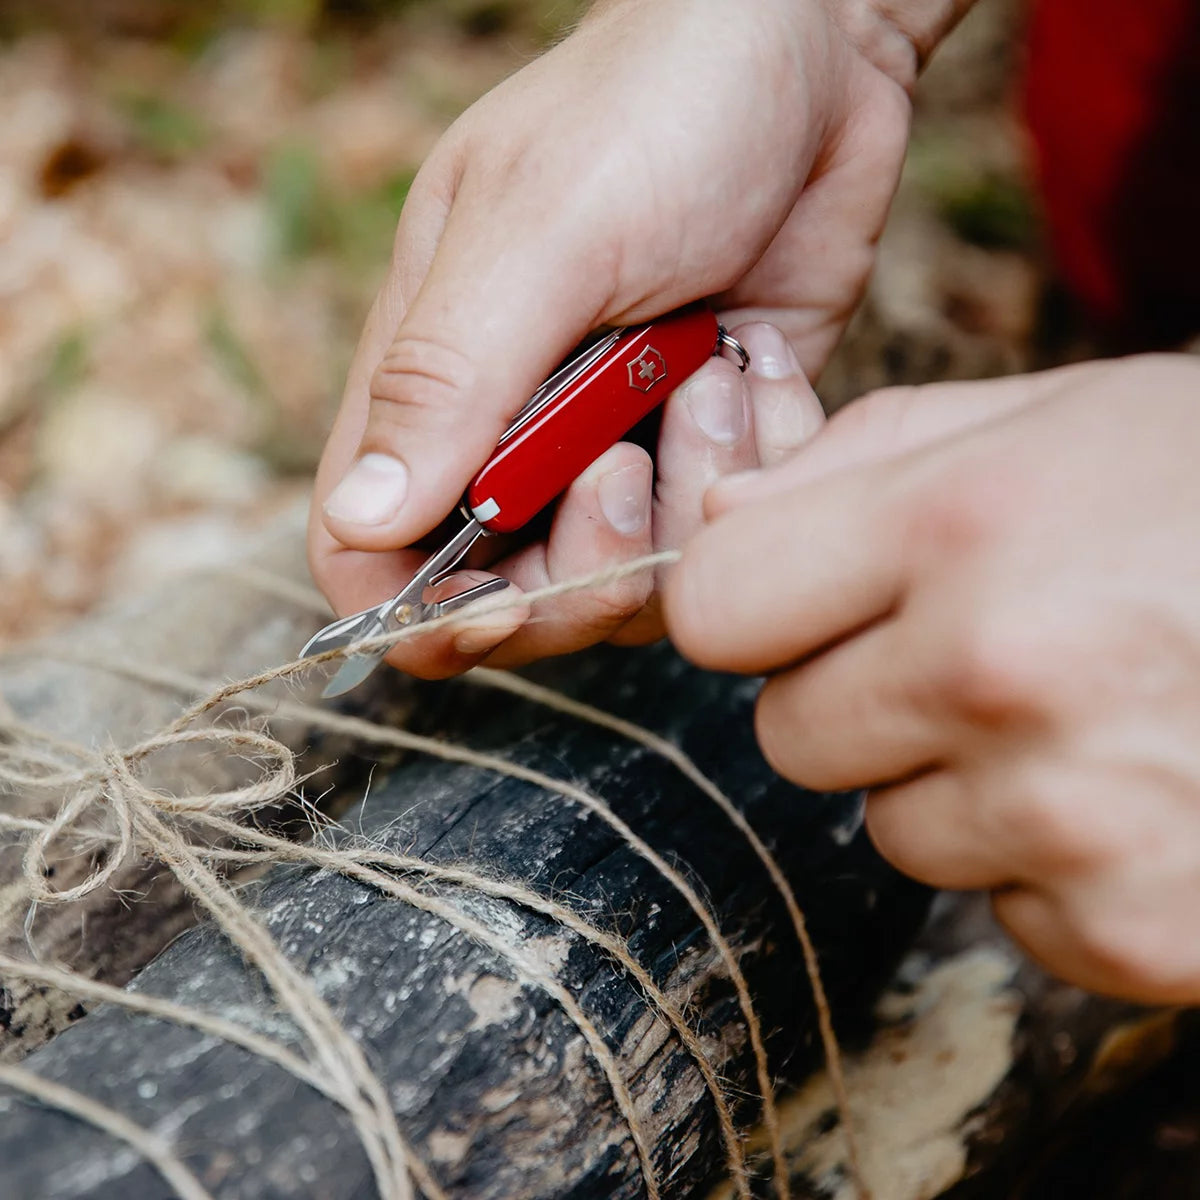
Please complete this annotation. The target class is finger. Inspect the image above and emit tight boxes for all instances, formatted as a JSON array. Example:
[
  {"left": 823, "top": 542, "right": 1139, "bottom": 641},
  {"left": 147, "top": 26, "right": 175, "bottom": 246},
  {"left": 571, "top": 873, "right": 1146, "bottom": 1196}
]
[
  {"left": 753, "top": 619, "right": 948, "bottom": 792},
  {"left": 399, "top": 569, "right": 533, "bottom": 679},
  {"left": 707, "top": 361, "right": 1109, "bottom": 517},
  {"left": 990, "top": 888, "right": 1114, "bottom": 997},
  {"left": 717, "top": 86, "right": 913, "bottom": 379},
  {"left": 310, "top": 511, "right": 531, "bottom": 679},
  {"left": 613, "top": 358, "right": 756, "bottom": 646},
  {"left": 863, "top": 772, "right": 1014, "bottom": 891},
  {"left": 871, "top": 761, "right": 1135, "bottom": 896},
  {"left": 733, "top": 321, "right": 825, "bottom": 465},
  {"left": 993, "top": 884, "right": 1200, "bottom": 1005},
  {"left": 320, "top": 169, "right": 613, "bottom": 556},
  {"left": 309, "top": 158, "right": 456, "bottom": 621},
  {"left": 665, "top": 463, "right": 907, "bottom": 675},
  {"left": 312, "top": 157, "right": 457, "bottom": 508},
  {"left": 482, "top": 442, "right": 655, "bottom": 668},
  {"left": 655, "top": 358, "right": 755, "bottom": 546}
]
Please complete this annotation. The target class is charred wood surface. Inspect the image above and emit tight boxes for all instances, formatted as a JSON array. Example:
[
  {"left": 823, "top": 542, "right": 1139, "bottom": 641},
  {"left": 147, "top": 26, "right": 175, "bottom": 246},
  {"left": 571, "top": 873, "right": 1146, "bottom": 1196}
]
[
  {"left": 0, "top": 643, "right": 930, "bottom": 1199},
  {"left": 0, "top": 514, "right": 414, "bottom": 1061}
]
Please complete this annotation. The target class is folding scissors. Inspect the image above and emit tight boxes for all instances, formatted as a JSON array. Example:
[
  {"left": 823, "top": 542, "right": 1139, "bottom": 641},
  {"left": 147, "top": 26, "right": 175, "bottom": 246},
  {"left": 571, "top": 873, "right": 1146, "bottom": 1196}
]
[{"left": 302, "top": 302, "right": 749, "bottom": 697}]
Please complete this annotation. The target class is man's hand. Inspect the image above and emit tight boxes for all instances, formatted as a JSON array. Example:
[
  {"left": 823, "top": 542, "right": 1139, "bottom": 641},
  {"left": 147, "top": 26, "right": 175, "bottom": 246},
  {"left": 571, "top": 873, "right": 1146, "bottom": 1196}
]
[
  {"left": 309, "top": 0, "right": 924, "bottom": 677},
  {"left": 665, "top": 354, "right": 1200, "bottom": 1003}
]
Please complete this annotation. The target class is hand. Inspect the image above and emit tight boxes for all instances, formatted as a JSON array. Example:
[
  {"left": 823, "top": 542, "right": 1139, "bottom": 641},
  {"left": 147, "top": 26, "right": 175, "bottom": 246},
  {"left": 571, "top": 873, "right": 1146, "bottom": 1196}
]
[
  {"left": 308, "top": 0, "right": 926, "bottom": 678},
  {"left": 665, "top": 354, "right": 1200, "bottom": 1003},
  {"left": 319, "top": 322, "right": 826, "bottom": 674}
]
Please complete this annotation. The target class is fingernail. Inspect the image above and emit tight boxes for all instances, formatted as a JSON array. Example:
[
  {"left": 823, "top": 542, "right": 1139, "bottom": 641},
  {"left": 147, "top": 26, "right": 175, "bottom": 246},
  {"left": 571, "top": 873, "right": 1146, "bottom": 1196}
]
[
  {"left": 684, "top": 371, "right": 748, "bottom": 446},
  {"left": 741, "top": 324, "right": 800, "bottom": 380},
  {"left": 598, "top": 462, "right": 651, "bottom": 535},
  {"left": 323, "top": 453, "right": 409, "bottom": 526}
]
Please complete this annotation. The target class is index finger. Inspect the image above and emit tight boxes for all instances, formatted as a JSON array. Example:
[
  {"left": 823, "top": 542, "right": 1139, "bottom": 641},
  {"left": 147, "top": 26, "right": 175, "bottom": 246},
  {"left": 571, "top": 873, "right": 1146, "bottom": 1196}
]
[{"left": 663, "top": 463, "right": 908, "bottom": 675}]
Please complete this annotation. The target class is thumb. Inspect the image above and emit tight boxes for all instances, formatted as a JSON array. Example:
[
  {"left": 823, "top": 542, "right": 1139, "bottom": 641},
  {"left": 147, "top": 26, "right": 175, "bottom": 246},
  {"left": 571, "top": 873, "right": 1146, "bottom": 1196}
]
[
  {"left": 321, "top": 195, "right": 610, "bottom": 552},
  {"left": 703, "top": 364, "right": 1098, "bottom": 519}
]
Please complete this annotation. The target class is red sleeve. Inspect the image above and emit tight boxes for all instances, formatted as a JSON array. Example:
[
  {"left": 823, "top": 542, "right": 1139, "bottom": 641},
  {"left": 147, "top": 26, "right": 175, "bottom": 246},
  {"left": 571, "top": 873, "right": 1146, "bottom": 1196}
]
[{"left": 1024, "top": 0, "right": 1200, "bottom": 346}]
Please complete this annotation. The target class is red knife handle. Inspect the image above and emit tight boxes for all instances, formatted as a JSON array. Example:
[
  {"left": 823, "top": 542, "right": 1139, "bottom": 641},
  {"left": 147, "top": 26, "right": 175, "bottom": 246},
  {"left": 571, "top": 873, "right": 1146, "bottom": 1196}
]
[{"left": 464, "top": 303, "right": 720, "bottom": 535}]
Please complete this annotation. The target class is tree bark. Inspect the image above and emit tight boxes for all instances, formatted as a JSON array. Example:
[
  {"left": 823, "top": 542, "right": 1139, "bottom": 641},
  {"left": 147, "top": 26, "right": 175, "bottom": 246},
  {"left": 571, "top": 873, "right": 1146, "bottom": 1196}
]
[
  {"left": 2, "top": 523, "right": 1172, "bottom": 1200},
  {"left": 0, "top": 639, "right": 930, "bottom": 1199},
  {"left": 0, "top": 509, "right": 413, "bottom": 1061},
  {"left": 721, "top": 892, "right": 1161, "bottom": 1200}
]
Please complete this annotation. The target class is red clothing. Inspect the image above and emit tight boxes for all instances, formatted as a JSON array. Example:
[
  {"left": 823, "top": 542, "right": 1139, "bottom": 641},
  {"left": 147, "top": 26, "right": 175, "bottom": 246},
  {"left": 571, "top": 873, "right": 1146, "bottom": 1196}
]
[{"left": 1024, "top": 0, "right": 1200, "bottom": 346}]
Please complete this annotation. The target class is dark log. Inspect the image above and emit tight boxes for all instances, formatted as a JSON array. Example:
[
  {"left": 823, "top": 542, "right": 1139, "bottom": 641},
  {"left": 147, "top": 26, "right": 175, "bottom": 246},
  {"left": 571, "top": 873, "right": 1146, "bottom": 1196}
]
[
  {"left": 0, "top": 642, "right": 931, "bottom": 1199},
  {"left": 717, "top": 892, "right": 1162, "bottom": 1200},
  {"left": 1, "top": 530, "right": 1177, "bottom": 1200},
  {"left": 1001, "top": 1009, "right": 1200, "bottom": 1199},
  {"left": 0, "top": 509, "right": 415, "bottom": 1061}
]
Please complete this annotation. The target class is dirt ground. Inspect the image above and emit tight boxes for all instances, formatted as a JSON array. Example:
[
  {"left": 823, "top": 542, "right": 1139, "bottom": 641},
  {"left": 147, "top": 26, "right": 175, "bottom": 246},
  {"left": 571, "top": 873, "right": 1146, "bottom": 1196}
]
[{"left": 0, "top": 0, "right": 1055, "bottom": 648}]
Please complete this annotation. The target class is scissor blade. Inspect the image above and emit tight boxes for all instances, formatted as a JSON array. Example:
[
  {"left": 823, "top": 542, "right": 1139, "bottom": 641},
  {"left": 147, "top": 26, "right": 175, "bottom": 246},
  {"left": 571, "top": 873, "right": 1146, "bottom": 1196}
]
[
  {"left": 313, "top": 612, "right": 390, "bottom": 697},
  {"left": 300, "top": 609, "right": 380, "bottom": 659},
  {"left": 321, "top": 647, "right": 388, "bottom": 698},
  {"left": 303, "top": 519, "right": 491, "bottom": 699},
  {"left": 320, "top": 579, "right": 512, "bottom": 698}
]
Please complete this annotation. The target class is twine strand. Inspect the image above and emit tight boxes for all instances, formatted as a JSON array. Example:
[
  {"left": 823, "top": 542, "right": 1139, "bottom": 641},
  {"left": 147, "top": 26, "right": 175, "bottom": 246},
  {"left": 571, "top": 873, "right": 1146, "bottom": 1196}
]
[
  {"left": 0, "top": 551, "right": 868, "bottom": 1199},
  {"left": 0, "top": 1065, "right": 215, "bottom": 1200},
  {"left": 37, "top": 654, "right": 782, "bottom": 1196},
  {"left": 467, "top": 668, "right": 863, "bottom": 1190}
]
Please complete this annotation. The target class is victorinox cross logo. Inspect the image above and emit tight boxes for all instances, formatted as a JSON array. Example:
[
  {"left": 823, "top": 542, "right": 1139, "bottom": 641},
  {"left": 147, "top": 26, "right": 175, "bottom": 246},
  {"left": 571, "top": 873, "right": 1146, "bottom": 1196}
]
[{"left": 626, "top": 346, "right": 667, "bottom": 392}]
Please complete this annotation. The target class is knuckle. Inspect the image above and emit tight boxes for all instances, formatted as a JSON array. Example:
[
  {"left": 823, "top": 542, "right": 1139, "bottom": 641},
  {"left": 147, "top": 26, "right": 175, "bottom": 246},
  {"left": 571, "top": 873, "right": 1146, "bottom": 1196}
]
[
  {"left": 390, "top": 149, "right": 459, "bottom": 259},
  {"left": 997, "top": 783, "right": 1102, "bottom": 874},
  {"left": 937, "top": 611, "right": 1049, "bottom": 725},
  {"left": 814, "top": 389, "right": 910, "bottom": 463},
  {"left": 581, "top": 575, "right": 652, "bottom": 631},
  {"left": 367, "top": 335, "right": 479, "bottom": 436},
  {"left": 905, "top": 459, "right": 1028, "bottom": 563},
  {"left": 905, "top": 485, "right": 989, "bottom": 560},
  {"left": 837, "top": 386, "right": 919, "bottom": 441},
  {"left": 477, "top": 137, "right": 543, "bottom": 191}
]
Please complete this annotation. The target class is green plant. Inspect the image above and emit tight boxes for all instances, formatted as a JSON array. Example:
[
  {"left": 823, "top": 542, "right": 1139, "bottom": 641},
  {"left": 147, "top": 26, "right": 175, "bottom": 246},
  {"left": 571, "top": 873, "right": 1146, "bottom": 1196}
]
[{"left": 119, "top": 92, "right": 210, "bottom": 161}]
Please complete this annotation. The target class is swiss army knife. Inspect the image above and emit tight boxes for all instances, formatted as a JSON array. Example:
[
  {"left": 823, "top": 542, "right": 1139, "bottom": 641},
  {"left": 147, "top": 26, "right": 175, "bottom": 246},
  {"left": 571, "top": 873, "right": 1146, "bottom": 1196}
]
[{"left": 302, "top": 302, "right": 749, "bottom": 697}]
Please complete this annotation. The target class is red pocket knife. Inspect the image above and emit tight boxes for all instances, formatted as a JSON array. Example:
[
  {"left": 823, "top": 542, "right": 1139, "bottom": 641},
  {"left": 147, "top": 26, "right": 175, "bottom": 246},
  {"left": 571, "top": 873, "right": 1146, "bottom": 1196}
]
[{"left": 302, "top": 302, "right": 749, "bottom": 696}]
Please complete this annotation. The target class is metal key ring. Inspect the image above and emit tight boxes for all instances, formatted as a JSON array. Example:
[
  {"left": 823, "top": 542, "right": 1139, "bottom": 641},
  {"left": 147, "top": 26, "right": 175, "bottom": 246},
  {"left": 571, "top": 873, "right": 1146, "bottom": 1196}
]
[{"left": 716, "top": 326, "right": 750, "bottom": 372}]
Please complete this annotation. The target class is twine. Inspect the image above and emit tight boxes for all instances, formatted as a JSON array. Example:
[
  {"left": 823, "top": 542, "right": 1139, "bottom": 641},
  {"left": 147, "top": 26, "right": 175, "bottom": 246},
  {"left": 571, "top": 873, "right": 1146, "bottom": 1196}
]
[
  {"left": 0, "top": 1065, "right": 215, "bottom": 1200},
  {"left": 0, "top": 551, "right": 867, "bottom": 1200}
]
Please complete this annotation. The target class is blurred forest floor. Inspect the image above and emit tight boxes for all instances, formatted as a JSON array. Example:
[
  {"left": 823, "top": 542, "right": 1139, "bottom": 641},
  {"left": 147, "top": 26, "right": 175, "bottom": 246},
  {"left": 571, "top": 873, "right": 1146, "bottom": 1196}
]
[{"left": 0, "top": 0, "right": 1070, "bottom": 649}]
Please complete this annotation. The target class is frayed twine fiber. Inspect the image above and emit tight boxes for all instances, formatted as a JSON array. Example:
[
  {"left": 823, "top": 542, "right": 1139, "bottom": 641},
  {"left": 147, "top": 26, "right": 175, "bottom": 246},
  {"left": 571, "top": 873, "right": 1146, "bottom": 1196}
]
[{"left": 0, "top": 550, "right": 868, "bottom": 1200}]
